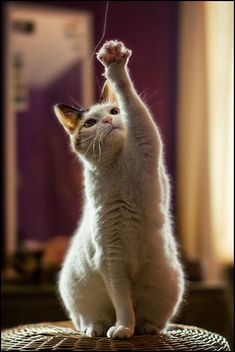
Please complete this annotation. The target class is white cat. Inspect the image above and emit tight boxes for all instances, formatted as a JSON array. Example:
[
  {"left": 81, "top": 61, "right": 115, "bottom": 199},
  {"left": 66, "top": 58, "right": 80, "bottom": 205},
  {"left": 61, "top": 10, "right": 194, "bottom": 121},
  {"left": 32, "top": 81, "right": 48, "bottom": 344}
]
[{"left": 54, "top": 40, "right": 185, "bottom": 339}]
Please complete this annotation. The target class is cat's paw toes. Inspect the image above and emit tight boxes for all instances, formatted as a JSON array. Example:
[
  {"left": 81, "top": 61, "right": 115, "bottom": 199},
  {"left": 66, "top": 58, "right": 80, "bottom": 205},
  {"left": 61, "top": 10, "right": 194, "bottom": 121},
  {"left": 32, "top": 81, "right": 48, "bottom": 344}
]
[
  {"left": 136, "top": 322, "right": 161, "bottom": 335},
  {"left": 97, "top": 40, "right": 132, "bottom": 66},
  {"left": 85, "top": 323, "right": 106, "bottom": 337},
  {"left": 107, "top": 325, "right": 134, "bottom": 339}
]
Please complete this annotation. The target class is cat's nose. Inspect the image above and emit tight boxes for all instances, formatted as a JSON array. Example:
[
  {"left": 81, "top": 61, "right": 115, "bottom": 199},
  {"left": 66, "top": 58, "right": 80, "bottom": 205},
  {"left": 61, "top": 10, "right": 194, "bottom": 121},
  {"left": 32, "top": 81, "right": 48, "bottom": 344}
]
[{"left": 102, "top": 116, "right": 113, "bottom": 124}]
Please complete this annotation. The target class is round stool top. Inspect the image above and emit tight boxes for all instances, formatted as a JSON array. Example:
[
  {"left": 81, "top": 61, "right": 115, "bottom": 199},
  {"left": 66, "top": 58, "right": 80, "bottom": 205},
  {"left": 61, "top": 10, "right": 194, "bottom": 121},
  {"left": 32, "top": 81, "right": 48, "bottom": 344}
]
[{"left": 1, "top": 320, "right": 231, "bottom": 351}]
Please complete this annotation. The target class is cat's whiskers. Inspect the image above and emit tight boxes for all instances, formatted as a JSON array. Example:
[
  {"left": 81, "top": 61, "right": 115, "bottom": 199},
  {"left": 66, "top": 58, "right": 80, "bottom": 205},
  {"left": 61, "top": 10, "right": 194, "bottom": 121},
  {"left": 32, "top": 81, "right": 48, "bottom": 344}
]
[
  {"left": 101, "top": 125, "right": 111, "bottom": 139},
  {"left": 92, "top": 136, "right": 97, "bottom": 159},
  {"left": 92, "top": 133, "right": 101, "bottom": 159},
  {"left": 82, "top": 134, "right": 97, "bottom": 144},
  {"left": 85, "top": 134, "right": 97, "bottom": 157},
  {"left": 98, "top": 132, "right": 103, "bottom": 162},
  {"left": 84, "top": 129, "right": 106, "bottom": 160},
  {"left": 97, "top": 129, "right": 107, "bottom": 162}
]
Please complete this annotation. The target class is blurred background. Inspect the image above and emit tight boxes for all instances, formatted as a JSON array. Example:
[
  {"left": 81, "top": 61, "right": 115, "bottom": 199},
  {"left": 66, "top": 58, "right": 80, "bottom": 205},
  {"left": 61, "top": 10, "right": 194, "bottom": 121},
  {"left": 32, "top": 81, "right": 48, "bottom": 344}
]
[{"left": 1, "top": 0, "right": 234, "bottom": 348}]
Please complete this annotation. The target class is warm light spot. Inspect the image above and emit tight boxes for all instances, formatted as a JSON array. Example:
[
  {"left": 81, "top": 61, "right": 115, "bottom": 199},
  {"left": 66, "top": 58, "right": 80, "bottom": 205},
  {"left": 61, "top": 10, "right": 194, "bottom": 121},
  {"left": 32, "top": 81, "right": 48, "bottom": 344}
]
[{"left": 205, "top": 1, "right": 234, "bottom": 264}]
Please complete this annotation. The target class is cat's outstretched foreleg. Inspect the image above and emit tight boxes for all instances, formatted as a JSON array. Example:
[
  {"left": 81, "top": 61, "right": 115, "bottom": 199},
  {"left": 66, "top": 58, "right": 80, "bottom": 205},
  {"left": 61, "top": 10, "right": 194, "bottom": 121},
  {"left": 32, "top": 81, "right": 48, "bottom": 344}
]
[{"left": 97, "top": 40, "right": 163, "bottom": 162}]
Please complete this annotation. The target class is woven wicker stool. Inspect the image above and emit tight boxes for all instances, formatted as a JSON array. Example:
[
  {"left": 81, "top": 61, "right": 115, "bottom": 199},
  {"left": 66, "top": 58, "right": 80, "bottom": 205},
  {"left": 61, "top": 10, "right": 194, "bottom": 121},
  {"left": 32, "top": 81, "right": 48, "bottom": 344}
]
[{"left": 2, "top": 320, "right": 231, "bottom": 351}]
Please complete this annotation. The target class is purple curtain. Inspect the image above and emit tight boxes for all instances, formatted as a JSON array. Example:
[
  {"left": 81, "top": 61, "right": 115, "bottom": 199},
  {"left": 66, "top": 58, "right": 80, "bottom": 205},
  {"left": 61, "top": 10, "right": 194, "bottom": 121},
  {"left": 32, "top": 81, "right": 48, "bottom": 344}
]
[{"left": 17, "top": 61, "right": 83, "bottom": 242}]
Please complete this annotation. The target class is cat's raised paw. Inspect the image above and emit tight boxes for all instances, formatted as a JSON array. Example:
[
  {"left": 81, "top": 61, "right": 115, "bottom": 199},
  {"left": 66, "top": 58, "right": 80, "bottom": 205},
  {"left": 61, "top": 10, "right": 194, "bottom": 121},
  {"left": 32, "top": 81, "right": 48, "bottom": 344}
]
[
  {"left": 107, "top": 325, "right": 134, "bottom": 339},
  {"left": 97, "top": 40, "right": 132, "bottom": 66}
]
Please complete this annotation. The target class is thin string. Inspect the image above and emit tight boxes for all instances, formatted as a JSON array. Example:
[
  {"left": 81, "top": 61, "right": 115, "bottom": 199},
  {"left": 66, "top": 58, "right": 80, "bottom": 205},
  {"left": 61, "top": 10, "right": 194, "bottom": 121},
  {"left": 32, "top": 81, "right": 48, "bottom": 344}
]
[
  {"left": 95, "top": 75, "right": 102, "bottom": 92},
  {"left": 88, "top": 1, "right": 110, "bottom": 71}
]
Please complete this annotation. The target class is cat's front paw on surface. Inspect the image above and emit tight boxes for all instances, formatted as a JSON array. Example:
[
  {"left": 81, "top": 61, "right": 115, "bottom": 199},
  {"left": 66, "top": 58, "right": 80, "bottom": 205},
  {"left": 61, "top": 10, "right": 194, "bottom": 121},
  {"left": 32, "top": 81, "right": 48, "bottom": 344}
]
[
  {"left": 97, "top": 40, "right": 132, "bottom": 66},
  {"left": 84, "top": 323, "right": 107, "bottom": 337},
  {"left": 107, "top": 325, "right": 134, "bottom": 339}
]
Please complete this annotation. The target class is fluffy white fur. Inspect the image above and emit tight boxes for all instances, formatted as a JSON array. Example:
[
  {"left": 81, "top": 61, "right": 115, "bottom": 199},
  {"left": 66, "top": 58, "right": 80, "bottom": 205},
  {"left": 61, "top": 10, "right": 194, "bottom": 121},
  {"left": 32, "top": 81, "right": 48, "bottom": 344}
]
[{"left": 55, "top": 40, "right": 185, "bottom": 339}]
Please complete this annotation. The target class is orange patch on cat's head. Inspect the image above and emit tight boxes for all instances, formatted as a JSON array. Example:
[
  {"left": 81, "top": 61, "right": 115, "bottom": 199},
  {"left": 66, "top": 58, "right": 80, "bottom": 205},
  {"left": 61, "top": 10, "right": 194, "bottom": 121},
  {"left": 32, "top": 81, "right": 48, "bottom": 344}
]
[{"left": 101, "top": 80, "right": 117, "bottom": 104}]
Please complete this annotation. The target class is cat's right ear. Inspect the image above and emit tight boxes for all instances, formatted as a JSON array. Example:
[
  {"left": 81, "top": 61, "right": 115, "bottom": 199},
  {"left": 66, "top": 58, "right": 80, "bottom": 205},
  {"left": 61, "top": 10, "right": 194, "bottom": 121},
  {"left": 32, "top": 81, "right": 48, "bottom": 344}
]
[{"left": 54, "top": 104, "right": 81, "bottom": 134}]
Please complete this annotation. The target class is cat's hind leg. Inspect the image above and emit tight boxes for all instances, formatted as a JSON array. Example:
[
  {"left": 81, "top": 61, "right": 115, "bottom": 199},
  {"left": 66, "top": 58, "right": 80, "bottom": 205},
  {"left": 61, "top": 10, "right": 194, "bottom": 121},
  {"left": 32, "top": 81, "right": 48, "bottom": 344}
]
[
  {"left": 134, "top": 288, "right": 168, "bottom": 335},
  {"left": 61, "top": 271, "right": 115, "bottom": 337},
  {"left": 71, "top": 314, "right": 111, "bottom": 338},
  {"left": 70, "top": 293, "right": 115, "bottom": 337},
  {"left": 134, "top": 265, "right": 184, "bottom": 335}
]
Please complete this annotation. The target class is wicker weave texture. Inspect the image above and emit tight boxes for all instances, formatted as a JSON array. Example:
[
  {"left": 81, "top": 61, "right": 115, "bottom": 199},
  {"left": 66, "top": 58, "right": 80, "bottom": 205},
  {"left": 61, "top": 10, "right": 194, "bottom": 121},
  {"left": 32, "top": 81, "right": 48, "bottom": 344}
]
[{"left": 1, "top": 321, "right": 231, "bottom": 351}]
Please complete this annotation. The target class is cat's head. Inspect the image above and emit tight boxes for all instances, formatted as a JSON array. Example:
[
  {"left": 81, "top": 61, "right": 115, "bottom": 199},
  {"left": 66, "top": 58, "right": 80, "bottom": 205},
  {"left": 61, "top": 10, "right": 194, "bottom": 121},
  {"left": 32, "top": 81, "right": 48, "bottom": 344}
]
[{"left": 54, "top": 81, "right": 126, "bottom": 166}]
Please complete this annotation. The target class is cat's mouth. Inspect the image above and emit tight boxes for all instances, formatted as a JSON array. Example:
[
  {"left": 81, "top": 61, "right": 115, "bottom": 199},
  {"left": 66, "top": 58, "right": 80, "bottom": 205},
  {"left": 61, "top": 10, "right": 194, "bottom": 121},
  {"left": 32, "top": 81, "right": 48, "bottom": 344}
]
[
  {"left": 111, "top": 126, "right": 120, "bottom": 131},
  {"left": 101, "top": 124, "right": 124, "bottom": 141},
  {"left": 105, "top": 125, "right": 120, "bottom": 137}
]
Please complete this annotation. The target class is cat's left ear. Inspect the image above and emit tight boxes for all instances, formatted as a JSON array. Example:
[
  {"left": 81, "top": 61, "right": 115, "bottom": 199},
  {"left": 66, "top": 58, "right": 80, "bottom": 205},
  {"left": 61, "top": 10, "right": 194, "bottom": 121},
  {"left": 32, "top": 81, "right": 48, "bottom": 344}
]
[{"left": 54, "top": 104, "right": 81, "bottom": 134}]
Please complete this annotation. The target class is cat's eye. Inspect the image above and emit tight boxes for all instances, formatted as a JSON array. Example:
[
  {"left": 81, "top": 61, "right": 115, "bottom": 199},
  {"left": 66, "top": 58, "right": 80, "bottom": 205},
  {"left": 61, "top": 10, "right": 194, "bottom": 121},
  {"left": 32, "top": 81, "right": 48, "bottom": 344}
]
[
  {"left": 84, "top": 119, "right": 97, "bottom": 128},
  {"left": 110, "top": 108, "right": 120, "bottom": 115}
]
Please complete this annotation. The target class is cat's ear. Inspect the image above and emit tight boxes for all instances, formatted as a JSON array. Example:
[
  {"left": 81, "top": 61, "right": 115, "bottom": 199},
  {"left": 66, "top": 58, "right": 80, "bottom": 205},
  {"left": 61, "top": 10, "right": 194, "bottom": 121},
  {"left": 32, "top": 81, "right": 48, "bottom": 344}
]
[
  {"left": 101, "top": 80, "right": 117, "bottom": 104},
  {"left": 54, "top": 104, "right": 81, "bottom": 134}
]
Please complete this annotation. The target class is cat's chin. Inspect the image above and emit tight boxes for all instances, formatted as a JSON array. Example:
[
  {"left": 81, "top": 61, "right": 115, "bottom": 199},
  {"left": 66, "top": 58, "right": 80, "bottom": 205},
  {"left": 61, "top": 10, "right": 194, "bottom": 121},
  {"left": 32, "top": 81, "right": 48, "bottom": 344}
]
[
  {"left": 106, "top": 126, "right": 126, "bottom": 139},
  {"left": 107, "top": 126, "right": 121, "bottom": 134},
  {"left": 106, "top": 128, "right": 126, "bottom": 149}
]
